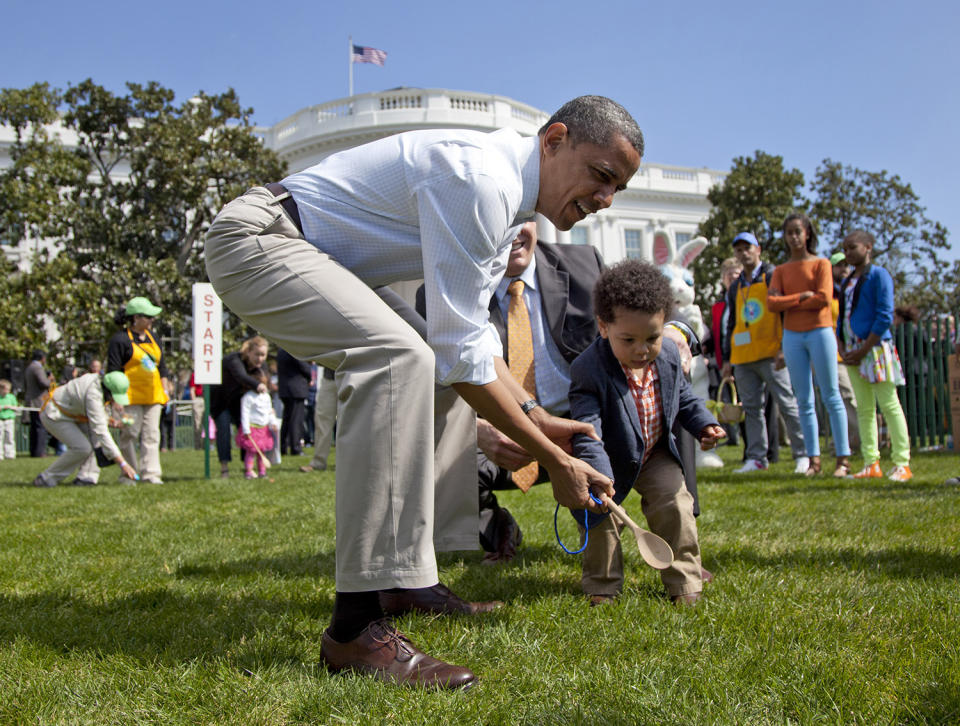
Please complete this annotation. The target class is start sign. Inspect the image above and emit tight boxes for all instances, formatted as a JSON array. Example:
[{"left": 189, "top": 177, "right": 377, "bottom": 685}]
[{"left": 192, "top": 283, "right": 223, "bottom": 385}]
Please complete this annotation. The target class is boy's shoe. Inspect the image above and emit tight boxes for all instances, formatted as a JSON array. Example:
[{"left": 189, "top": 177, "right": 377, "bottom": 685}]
[
  {"left": 733, "top": 459, "right": 766, "bottom": 473},
  {"left": 32, "top": 475, "right": 56, "bottom": 487},
  {"left": 887, "top": 465, "right": 913, "bottom": 482},
  {"left": 793, "top": 456, "right": 811, "bottom": 474},
  {"left": 853, "top": 461, "right": 883, "bottom": 479},
  {"left": 244, "top": 471, "right": 256, "bottom": 480},
  {"left": 945, "top": 477, "right": 960, "bottom": 486}
]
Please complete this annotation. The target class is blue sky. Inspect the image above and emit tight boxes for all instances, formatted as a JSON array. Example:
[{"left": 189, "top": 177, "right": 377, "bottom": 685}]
[{"left": 4, "top": 0, "right": 958, "bottom": 259}]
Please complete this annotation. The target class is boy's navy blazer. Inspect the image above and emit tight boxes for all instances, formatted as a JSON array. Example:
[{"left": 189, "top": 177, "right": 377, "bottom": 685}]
[{"left": 569, "top": 335, "right": 717, "bottom": 528}]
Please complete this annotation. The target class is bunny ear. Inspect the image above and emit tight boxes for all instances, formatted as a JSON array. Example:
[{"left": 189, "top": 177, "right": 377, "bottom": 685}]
[
  {"left": 678, "top": 236, "right": 709, "bottom": 267},
  {"left": 652, "top": 232, "right": 672, "bottom": 265}
]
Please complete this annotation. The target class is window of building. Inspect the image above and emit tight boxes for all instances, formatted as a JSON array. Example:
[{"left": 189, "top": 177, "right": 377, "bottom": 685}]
[
  {"left": 624, "top": 229, "right": 643, "bottom": 259},
  {"left": 675, "top": 232, "right": 691, "bottom": 246},
  {"left": 570, "top": 227, "right": 589, "bottom": 246}
]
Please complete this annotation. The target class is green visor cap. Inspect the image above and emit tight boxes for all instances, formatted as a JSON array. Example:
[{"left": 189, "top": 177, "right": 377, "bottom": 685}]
[
  {"left": 103, "top": 371, "right": 130, "bottom": 406},
  {"left": 125, "top": 296, "right": 162, "bottom": 317}
]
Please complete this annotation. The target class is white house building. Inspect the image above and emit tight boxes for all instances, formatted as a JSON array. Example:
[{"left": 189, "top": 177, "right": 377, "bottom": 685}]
[{"left": 255, "top": 87, "right": 725, "bottom": 265}]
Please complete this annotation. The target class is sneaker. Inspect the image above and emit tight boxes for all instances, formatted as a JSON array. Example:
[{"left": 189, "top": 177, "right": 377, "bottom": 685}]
[
  {"left": 244, "top": 471, "right": 256, "bottom": 480},
  {"left": 32, "top": 475, "right": 56, "bottom": 488},
  {"left": 853, "top": 461, "right": 883, "bottom": 479},
  {"left": 733, "top": 459, "right": 767, "bottom": 473},
  {"left": 945, "top": 477, "right": 960, "bottom": 486},
  {"left": 793, "top": 456, "right": 810, "bottom": 474},
  {"left": 887, "top": 465, "right": 913, "bottom": 482}
]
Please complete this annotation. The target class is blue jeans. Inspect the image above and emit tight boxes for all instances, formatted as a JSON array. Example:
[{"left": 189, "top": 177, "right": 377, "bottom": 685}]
[{"left": 781, "top": 327, "right": 851, "bottom": 458}]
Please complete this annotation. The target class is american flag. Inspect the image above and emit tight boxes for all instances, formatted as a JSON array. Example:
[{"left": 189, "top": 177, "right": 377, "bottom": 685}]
[{"left": 352, "top": 45, "right": 387, "bottom": 66}]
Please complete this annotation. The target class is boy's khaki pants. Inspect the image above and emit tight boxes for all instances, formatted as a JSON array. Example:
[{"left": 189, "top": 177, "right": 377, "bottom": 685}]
[{"left": 580, "top": 447, "right": 702, "bottom": 598}]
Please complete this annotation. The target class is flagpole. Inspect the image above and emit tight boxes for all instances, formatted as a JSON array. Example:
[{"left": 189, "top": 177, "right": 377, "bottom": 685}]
[{"left": 348, "top": 35, "right": 353, "bottom": 97}]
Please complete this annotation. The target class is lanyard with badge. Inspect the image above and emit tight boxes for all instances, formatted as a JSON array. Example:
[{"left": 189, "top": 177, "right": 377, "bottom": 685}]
[{"left": 733, "top": 266, "right": 762, "bottom": 347}]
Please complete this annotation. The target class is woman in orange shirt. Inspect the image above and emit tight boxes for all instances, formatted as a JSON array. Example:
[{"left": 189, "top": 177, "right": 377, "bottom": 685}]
[{"left": 768, "top": 213, "right": 850, "bottom": 477}]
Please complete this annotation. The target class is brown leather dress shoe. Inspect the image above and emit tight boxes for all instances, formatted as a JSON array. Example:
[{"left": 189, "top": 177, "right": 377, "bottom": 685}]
[
  {"left": 379, "top": 583, "right": 503, "bottom": 616},
  {"left": 670, "top": 592, "right": 703, "bottom": 606},
  {"left": 700, "top": 567, "right": 714, "bottom": 584},
  {"left": 481, "top": 507, "right": 523, "bottom": 565},
  {"left": 320, "top": 619, "right": 475, "bottom": 690}
]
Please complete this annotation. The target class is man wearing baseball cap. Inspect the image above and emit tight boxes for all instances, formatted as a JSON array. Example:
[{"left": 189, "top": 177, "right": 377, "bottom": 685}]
[
  {"left": 107, "top": 295, "right": 170, "bottom": 484},
  {"left": 721, "top": 232, "right": 807, "bottom": 473},
  {"left": 33, "top": 371, "right": 139, "bottom": 487}
]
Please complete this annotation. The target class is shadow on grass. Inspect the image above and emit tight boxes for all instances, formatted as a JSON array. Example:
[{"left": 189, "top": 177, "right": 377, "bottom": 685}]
[
  {"left": 0, "top": 588, "right": 332, "bottom": 667},
  {"left": 174, "top": 546, "right": 578, "bottom": 603},
  {"left": 711, "top": 542, "right": 960, "bottom": 579},
  {"left": 177, "top": 551, "right": 337, "bottom": 579}
]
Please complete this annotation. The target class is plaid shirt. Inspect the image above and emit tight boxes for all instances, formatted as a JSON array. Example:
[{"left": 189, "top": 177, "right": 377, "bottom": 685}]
[{"left": 622, "top": 363, "right": 663, "bottom": 464}]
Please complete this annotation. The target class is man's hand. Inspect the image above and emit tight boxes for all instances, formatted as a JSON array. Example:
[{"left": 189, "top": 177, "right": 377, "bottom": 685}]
[
  {"left": 698, "top": 424, "right": 726, "bottom": 450},
  {"left": 774, "top": 351, "right": 787, "bottom": 370},
  {"left": 721, "top": 362, "right": 733, "bottom": 379},
  {"left": 545, "top": 454, "right": 614, "bottom": 513},
  {"left": 477, "top": 418, "right": 534, "bottom": 471},
  {"left": 664, "top": 326, "right": 692, "bottom": 376},
  {"left": 528, "top": 406, "right": 599, "bottom": 454}
]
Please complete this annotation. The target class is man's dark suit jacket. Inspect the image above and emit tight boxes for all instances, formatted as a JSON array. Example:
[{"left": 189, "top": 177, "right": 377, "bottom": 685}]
[
  {"left": 488, "top": 242, "right": 604, "bottom": 374},
  {"left": 569, "top": 336, "right": 717, "bottom": 529},
  {"left": 277, "top": 348, "right": 312, "bottom": 399}
]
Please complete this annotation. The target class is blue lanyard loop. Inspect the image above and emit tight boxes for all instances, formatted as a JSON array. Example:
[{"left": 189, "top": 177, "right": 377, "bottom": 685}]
[{"left": 555, "top": 492, "right": 604, "bottom": 554}]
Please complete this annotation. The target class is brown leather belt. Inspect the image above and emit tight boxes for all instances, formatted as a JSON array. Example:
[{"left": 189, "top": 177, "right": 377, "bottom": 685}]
[{"left": 265, "top": 182, "right": 303, "bottom": 234}]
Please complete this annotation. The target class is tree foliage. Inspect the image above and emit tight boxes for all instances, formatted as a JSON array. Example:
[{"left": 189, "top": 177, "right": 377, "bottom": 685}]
[
  {"left": 0, "top": 80, "right": 287, "bottom": 377},
  {"left": 692, "top": 151, "right": 806, "bottom": 308},
  {"left": 809, "top": 159, "right": 952, "bottom": 307},
  {"left": 694, "top": 151, "right": 954, "bottom": 317}
]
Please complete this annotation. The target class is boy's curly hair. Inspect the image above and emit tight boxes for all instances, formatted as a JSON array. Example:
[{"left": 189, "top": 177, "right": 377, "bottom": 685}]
[{"left": 593, "top": 259, "right": 672, "bottom": 323}]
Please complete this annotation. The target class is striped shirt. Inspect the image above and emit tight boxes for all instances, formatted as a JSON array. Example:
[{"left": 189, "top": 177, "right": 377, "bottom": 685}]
[
  {"left": 622, "top": 363, "right": 663, "bottom": 463},
  {"left": 282, "top": 128, "right": 540, "bottom": 386}
]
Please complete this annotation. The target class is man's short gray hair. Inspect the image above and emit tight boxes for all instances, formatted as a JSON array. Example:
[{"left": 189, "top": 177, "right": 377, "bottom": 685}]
[{"left": 539, "top": 95, "right": 644, "bottom": 158}]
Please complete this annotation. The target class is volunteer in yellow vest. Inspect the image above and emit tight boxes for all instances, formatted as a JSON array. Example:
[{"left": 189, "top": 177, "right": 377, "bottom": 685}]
[
  {"left": 107, "top": 296, "right": 169, "bottom": 484},
  {"left": 33, "top": 371, "right": 139, "bottom": 487},
  {"left": 720, "top": 232, "right": 807, "bottom": 473}
]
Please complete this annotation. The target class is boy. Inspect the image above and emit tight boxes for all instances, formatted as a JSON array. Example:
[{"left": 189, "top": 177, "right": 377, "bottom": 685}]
[
  {"left": 0, "top": 379, "right": 18, "bottom": 459},
  {"left": 570, "top": 260, "right": 725, "bottom": 605}
]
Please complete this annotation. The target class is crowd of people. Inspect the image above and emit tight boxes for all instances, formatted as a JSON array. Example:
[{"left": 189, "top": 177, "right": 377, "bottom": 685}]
[
  {"left": 707, "top": 221, "right": 913, "bottom": 483},
  {"left": 4, "top": 94, "right": 946, "bottom": 692}
]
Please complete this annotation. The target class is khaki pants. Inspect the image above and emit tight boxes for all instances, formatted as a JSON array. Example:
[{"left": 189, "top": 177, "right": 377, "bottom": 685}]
[
  {"left": 580, "top": 447, "right": 702, "bottom": 598},
  {"left": 37, "top": 412, "right": 102, "bottom": 484},
  {"left": 205, "top": 186, "right": 476, "bottom": 592},
  {"left": 118, "top": 403, "right": 163, "bottom": 483},
  {"left": 308, "top": 374, "right": 337, "bottom": 470}
]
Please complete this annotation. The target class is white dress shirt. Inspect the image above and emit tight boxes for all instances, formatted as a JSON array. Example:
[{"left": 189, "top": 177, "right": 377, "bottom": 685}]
[{"left": 282, "top": 128, "right": 540, "bottom": 386}]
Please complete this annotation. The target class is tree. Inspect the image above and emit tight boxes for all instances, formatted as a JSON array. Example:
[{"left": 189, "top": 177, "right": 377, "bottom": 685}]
[
  {"left": 0, "top": 80, "right": 287, "bottom": 373},
  {"left": 692, "top": 151, "right": 806, "bottom": 308},
  {"left": 0, "top": 83, "right": 88, "bottom": 247},
  {"left": 809, "top": 159, "right": 952, "bottom": 308}
]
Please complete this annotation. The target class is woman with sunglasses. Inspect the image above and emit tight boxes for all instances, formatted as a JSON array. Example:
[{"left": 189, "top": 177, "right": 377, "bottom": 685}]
[{"left": 106, "top": 296, "right": 170, "bottom": 484}]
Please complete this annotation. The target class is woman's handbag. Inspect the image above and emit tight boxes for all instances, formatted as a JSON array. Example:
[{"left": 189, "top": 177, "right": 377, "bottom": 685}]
[{"left": 707, "top": 377, "right": 744, "bottom": 425}]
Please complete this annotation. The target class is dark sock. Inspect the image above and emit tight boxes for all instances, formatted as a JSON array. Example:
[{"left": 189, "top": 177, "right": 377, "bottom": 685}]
[{"left": 328, "top": 591, "right": 385, "bottom": 643}]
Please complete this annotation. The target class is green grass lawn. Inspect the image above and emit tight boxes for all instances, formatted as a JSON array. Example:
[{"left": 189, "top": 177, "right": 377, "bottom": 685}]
[{"left": 1, "top": 444, "right": 958, "bottom": 725}]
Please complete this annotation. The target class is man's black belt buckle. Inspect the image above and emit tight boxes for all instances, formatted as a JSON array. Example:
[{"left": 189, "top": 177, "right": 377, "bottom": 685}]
[{"left": 265, "top": 182, "right": 303, "bottom": 234}]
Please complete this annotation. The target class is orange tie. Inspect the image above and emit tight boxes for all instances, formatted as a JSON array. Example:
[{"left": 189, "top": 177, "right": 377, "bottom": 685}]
[{"left": 507, "top": 280, "right": 539, "bottom": 491}]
